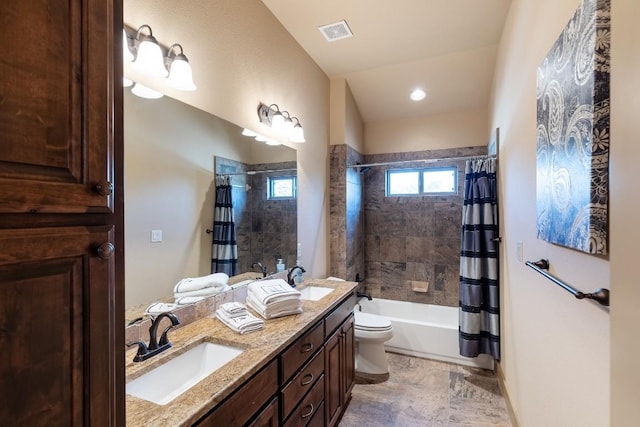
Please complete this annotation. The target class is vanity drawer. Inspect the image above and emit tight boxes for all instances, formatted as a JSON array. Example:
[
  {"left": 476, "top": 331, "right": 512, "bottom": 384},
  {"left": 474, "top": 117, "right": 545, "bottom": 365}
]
[
  {"left": 195, "top": 359, "right": 277, "bottom": 426},
  {"left": 281, "top": 348, "right": 324, "bottom": 419},
  {"left": 324, "top": 293, "right": 356, "bottom": 339},
  {"left": 280, "top": 320, "right": 324, "bottom": 382},
  {"left": 283, "top": 374, "right": 325, "bottom": 427}
]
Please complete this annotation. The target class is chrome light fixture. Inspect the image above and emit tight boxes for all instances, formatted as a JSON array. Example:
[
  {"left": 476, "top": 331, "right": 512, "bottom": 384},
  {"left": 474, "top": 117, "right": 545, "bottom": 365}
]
[
  {"left": 132, "top": 25, "right": 168, "bottom": 78},
  {"left": 257, "top": 102, "right": 305, "bottom": 143},
  {"left": 165, "top": 44, "right": 196, "bottom": 91}
]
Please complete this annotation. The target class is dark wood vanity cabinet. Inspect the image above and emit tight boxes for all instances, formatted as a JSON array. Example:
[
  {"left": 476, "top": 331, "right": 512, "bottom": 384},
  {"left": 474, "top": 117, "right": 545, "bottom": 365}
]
[
  {"left": 0, "top": 0, "right": 124, "bottom": 425},
  {"left": 325, "top": 314, "right": 355, "bottom": 427}
]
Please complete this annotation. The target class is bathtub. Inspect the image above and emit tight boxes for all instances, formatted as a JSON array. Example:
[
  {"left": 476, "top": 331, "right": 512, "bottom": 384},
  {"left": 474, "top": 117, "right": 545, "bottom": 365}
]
[{"left": 357, "top": 298, "right": 494, "bottom": 370}]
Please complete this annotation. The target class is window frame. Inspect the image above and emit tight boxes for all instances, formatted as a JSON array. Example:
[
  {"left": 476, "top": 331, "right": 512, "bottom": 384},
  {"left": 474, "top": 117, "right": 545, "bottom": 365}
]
[
  {"left": 385, "top": 166, "right": 458, "bottom": 197},
  {"left": 267, "top": 175, "right": 297, "bottom": 200}
]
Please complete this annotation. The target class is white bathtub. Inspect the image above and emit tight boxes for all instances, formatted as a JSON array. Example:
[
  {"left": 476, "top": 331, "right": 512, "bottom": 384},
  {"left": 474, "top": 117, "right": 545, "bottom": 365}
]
[{"left": 358, "top": 298, "right": 494, "bottom": 370}]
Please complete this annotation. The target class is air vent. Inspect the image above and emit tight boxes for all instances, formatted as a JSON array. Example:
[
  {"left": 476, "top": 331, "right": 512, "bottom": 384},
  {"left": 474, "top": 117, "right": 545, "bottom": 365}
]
[{"left": 318, "top": 20, "right": 353, "bottom": 42}]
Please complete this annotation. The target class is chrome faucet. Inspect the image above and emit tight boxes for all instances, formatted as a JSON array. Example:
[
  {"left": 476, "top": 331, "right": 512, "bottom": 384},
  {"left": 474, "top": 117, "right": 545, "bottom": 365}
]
[
  {"left": 252, "top": 261, "right": 267, "bottom": 278},
  {"left": 287, "top": 265, "right": 306, "bottom": 287},
  {"left": 127, "top": 312, "right": 180, "bottom": 362}
]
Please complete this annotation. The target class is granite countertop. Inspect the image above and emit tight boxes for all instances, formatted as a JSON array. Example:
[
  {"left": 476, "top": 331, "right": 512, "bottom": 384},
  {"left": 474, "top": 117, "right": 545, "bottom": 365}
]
[{"left": 125, "top": 278, "right": 358, "bottom": 426}]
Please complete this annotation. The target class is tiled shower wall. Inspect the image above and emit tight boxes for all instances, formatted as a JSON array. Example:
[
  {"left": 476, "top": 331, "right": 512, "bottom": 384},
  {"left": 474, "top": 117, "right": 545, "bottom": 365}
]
[
  {"left": 330, "top": 145, "right": 487, "bottom": 307},
  {"left": 216, "top": 157, "right": 297, "bottom": 276},
  {"left": 330, "top": 145, "right": 365, "bottom": 282}
]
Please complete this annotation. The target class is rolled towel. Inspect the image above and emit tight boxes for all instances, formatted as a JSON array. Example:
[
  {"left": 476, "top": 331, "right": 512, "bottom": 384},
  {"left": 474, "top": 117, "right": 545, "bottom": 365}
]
[
  {"left": 175, "top": 296, "right": 207, "bottom": 305},
  {"left": 145, "top": 302, "right": 178, "bottom": 316},
  {"left": 173, "top": 273, "right": 230, "bottom": 293},
  {"left": 248, "top": 279, "right": 301, "bottom": 305},
  {"left": 174, "top": 283, "right": 230, "bottom": 299},
  {"left": 216, "top": 309, "right": 264, "bottom": 334}
]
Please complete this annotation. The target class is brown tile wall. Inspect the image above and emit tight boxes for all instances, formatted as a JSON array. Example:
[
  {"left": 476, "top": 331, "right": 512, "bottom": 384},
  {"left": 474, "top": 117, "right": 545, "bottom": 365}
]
[{"left": 330, "top": 145, "right": 487, "bottom": 307}]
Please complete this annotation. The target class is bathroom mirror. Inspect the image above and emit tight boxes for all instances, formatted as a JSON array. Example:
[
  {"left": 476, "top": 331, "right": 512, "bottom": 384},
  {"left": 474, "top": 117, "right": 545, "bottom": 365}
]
[{"left": 124, "top": 90, "right": 297, "bottom": 315}]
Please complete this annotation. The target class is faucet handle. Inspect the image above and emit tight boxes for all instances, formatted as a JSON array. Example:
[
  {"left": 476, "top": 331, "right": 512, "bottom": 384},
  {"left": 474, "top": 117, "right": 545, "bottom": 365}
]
[{"left": 127, "top": 341, "right": 150, "bottom": 362}]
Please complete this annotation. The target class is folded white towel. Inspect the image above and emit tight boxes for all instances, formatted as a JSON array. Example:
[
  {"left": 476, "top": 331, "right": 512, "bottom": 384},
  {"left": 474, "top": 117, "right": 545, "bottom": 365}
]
[
  {"left": 174, "top": 284, "right": 230, "bottom": 299},
  {"left": 175, "top": 296, "right": 207, "bottom": 305},
  {"left": 145, "top": 302, "right": 178, "bottom": 315},
  {"left": 246, "top": 293, "right": 302, "bottom": 319},
  {"left": 220, "top": 301, "right": 247, "bottom": 316},
  {"left": 173, "top": 273, "right": 230, "bottom": 293},
  {"left": 216, "top": 309, "right": 264, "bottom": 334},
  {"left": 248, "top": 279, "right": 301, "bottom": 305},
  {"left": 326, "top": 276, "right": 346, "bottom": 281}
]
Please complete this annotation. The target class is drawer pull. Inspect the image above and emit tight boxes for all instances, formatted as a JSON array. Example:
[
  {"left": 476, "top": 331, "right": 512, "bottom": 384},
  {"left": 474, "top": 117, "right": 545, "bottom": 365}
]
[
  {"left": 301, "top": 403, "right": 314, "bottom": 419},
  {"left": 300, "top": 343, "right": 314, "bottom": 353},
  {"left": 300, "top": 373, "right": 314, "bottom": 386}
]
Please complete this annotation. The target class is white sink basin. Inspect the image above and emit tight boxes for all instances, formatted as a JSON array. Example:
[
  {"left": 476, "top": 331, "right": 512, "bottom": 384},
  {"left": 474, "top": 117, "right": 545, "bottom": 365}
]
[
  {"left": 298, "top": 286, "right": 334, "bottom": 301},
  {"left": 126, "top": 342, "right": 243, "bottom": 405}
]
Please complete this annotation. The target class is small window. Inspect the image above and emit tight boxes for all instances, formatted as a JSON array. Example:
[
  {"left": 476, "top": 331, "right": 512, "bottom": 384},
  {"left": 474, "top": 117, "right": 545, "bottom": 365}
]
[
  {"left": 386, "top": 167, "right": 457, "bottom": 196},
  {"left": 267, "top": 176, "right": 297, "bottom": 200}
]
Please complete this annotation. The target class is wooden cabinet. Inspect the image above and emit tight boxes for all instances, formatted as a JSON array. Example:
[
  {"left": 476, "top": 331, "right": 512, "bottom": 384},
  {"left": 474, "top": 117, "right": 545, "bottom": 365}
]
[
  {"left": 0, "top": 0, "right": 123, "bottom": 425},
  {"left": 248, "top": 397, "right": 279, "bottom": 427},
  {"left": 325, "top": 314, "right": 355, "bottom": 427}
]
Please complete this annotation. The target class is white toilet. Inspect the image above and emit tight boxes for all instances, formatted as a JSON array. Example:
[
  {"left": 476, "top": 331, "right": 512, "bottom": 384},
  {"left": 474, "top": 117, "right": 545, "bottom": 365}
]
[{"left": 353, "top": 310, "right": 394, "bottom": 379}]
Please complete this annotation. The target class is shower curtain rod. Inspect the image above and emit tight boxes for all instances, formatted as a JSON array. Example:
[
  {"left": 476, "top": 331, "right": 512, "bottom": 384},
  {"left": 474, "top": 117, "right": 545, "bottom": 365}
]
[
  {"left": 216, "top": 168, "right": 296, "bottom": 177},
  {"left": 347, "top": 154, "right": 495, "bottom": 169}
]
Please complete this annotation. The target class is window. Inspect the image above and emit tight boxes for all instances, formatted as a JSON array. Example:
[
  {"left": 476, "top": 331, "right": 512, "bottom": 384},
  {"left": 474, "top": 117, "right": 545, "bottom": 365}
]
[
  {"left": 386, "top": 167, "right": 457, "bottom": 196},
  {"left": 267, "top": 176, "right": 297, "bottom": 200}
]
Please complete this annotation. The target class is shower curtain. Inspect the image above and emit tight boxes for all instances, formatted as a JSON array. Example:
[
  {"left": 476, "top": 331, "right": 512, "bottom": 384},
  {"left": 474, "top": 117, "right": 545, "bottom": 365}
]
[
  {"left": 459, "top": 158, "right": 500, "bottom": 360},
  {"left": 211, "top": 176, "right": 238, "bottom": 276}
]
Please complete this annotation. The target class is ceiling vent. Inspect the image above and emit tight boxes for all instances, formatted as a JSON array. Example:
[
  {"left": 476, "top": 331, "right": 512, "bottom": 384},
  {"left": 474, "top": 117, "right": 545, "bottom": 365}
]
[{"left": 318, "top": 20, "right": 353, "bottom": 42}]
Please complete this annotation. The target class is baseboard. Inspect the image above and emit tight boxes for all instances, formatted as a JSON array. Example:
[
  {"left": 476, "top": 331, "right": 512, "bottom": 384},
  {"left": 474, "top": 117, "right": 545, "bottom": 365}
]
[{"left": 496, "top": 362, "right": 520, "bottom": 427}]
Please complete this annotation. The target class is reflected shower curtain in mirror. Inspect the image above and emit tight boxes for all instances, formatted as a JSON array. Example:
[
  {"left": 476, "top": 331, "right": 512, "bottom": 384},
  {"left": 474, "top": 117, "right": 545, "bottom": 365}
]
[
  {"left": 211, "top": 176, "right": 238, "bottom": 276},
  {"left": 459, "top": 158, "right": 500, "bottom": 360}
]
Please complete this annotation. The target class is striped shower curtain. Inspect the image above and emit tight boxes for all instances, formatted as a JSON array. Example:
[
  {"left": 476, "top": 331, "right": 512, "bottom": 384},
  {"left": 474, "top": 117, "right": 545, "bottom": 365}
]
[
  {"left": 211, "top": 176, "right": 238, "bottom": 276},
  {"left": 459, "top": 158, "right": 500, "bottom": 360}
]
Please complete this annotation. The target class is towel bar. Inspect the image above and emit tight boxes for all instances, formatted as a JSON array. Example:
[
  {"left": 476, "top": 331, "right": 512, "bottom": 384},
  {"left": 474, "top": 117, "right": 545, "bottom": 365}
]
[{"left": 525, "top": 259, "right": 610, "bottom": 307}]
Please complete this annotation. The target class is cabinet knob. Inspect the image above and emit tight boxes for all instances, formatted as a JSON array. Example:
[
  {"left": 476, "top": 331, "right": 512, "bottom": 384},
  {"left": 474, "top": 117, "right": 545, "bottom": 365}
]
[
  {"left": 95, "top": 181, "right": 113, "bottom": 196},
  {"left": 96, "top": 242, "right": 115, "bottom": 259}
]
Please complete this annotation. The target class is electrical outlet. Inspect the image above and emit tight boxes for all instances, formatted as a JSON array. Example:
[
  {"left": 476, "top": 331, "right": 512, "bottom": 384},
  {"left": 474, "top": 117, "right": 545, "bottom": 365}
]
[
  {"left": 151, "top": 229, "right": 162, "bottom": 243},
  {"left": 516, "top": 241, "right": 523, "bottom": 262}
]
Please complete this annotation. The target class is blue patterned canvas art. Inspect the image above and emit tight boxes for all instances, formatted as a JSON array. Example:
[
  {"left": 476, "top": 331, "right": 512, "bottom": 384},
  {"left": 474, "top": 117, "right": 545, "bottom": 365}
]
[{"left": 536, "top": 0, "right": 610, "bottom": 255}]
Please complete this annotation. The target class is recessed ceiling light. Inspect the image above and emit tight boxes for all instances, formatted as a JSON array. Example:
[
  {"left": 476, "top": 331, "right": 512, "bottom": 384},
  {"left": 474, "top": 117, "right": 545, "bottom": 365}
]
[{"left": 410, "top": 88, "right": 426, "bottom": 101}]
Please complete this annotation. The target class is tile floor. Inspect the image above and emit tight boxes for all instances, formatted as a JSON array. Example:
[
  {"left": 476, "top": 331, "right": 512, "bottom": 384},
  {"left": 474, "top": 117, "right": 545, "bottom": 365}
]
[{"left": 339, "top": 352, "right": 512, "bottom": 427}]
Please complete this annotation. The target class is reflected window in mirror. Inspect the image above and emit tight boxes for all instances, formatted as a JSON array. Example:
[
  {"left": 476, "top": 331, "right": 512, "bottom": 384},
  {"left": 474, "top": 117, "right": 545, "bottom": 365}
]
[{"left": 268, "top": 176, "right": 297, "bottom": 200}]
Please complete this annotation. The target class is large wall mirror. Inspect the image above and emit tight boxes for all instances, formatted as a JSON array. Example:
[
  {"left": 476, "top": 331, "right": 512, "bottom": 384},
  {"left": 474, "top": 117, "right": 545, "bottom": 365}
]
[{"left": 124, "top": 91, "right": 297, "bottom": 313}]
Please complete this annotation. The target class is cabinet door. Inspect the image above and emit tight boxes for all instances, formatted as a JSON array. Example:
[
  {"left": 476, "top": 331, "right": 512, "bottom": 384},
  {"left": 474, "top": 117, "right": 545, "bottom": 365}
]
[
  {"left": 248, "top": 397, "right": 279, "bottom": 427},
  {"left": 0, "top": 0, "right": 117, "bottom": 214},
  {"left": 0, "top": 226, "right": 117, "bottom": 426},
  {"left": 342, "top": 314, "right": 355, "bottom": 400},
  {"left": 324, "top": 329, "right": 343, "bottom": 427}
]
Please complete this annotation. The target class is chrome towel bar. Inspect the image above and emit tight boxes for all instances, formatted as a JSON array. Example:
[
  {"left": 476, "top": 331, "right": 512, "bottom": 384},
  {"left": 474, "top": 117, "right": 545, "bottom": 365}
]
[{"left": 525, "top": 259, "right": 610, "bottom": 307}]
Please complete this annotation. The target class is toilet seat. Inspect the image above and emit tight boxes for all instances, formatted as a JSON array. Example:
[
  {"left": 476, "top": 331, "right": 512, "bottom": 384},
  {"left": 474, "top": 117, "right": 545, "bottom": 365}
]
[{"left": 354, "top": 311, "right": 393, "bottom": 332}]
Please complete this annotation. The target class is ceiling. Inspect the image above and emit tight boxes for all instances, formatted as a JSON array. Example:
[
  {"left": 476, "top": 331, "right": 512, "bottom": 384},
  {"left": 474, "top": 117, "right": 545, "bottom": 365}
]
[{"left": 261, "top": 0, "right": 512, "bottom": 123}]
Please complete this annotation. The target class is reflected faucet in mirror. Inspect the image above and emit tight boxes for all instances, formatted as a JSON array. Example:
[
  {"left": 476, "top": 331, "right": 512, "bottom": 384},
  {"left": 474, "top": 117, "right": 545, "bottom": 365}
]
[
  {"left": 127, "top": 312, "right": 180, "bottom": 362},
  {"left": 252, "top": 262, "right": 267, "bottom": 278}
]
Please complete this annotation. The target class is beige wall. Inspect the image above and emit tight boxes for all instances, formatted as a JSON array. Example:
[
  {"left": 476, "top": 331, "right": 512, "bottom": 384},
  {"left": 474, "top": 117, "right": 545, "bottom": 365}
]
[
  {"left": 330, "top": 78, "right": 365, "bottom": 152},
  {"left": 609, "top": 1, "right": 640, "bottom": 425},
  {"left": 491, "top": 0, "right": 612, "bottom": 425},
  {"left": 364, "top": 108, "right": 488, "bottom": 155},
  {"left": 123, "top": 0, "right": 330, "bottom": 292}
]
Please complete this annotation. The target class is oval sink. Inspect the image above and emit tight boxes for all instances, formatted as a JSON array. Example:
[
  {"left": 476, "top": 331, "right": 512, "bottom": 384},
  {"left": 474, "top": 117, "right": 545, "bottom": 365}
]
[
  {"left": 298, "top": 286, "right": 333, "bottom": 301},
  {"left": 127, "top": 342, "right": 243, "bottom": 405}
]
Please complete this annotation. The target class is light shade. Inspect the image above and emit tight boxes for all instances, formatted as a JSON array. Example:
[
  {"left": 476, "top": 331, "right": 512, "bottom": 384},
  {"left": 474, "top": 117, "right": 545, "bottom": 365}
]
[
  {"left": 123, "top": 77, "right": 134, "bottom": 88},
  {"left": 132, "top": 25, "right": 168, "bottom": 78},
  {"left": 123, "top": 29, "right": 134, "bottom": 62},
  {"left": 165, "top": 44, "right": 196, "bottom": 91},
  {"left": 290, "top": 118, "right": 305, "bottom": 143},
  {"left": 131, "top": 83, "right": 164, "bottom": 99}
]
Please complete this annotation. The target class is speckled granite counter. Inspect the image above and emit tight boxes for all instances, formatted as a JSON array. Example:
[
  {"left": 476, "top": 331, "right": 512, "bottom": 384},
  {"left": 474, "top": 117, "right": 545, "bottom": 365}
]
[{"left": 125, "top": 278, "right": 358, "bottom": 426}]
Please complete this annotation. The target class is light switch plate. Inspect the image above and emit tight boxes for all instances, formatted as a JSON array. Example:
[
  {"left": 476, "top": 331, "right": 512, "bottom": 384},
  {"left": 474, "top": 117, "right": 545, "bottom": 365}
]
[{"left": 151, "top": 229, "right": 163, "bottom": 243}]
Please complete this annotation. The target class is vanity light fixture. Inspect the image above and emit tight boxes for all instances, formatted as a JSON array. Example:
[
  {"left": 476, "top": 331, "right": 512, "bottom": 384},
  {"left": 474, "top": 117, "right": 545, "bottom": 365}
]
[
  {"left": 257, "top": 102, "right": 306, "bottom": 143},
  {"left": 123, "top": 29, "right": 134, "bottom": 62},
  {"left": 131, "top": 82, "right": 164, "bottom": 99},
  {"left": 131, "top": 25, "right": 168, "bottom": 78},
  {"left": 165, "top": 44, "right": 196, "bottom": 91}
]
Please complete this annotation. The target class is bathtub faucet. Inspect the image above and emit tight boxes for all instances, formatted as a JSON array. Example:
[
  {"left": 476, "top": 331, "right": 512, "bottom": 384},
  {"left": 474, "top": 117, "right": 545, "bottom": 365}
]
[{"left": 356, "top": 289, "right": 372, "bottom": 301}]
